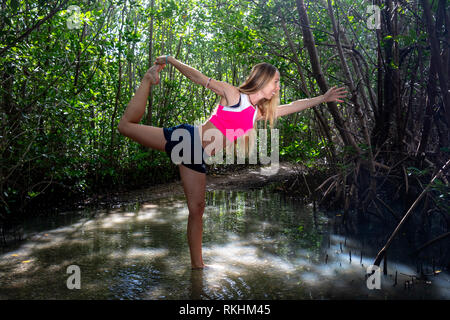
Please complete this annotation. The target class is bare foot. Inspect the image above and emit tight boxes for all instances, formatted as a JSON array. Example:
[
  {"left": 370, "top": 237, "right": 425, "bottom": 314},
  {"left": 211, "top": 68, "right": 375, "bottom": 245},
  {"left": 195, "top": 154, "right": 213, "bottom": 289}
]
[{"left": 144, "top": 64, "right": 163, "bottom": 85}]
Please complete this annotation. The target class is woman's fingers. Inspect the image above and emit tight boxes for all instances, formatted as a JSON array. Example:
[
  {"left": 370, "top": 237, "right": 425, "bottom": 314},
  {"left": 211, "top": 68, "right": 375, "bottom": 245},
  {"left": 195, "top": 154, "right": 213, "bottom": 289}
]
[
  {"left": 334, "top": 87, "right": 347, "bottom": 93},
  {"left": 321, "top": 86, "right": 348, "bottom": 103},
  {"left": 327, "top": 86, "right": 347, "bottom": 103},
  {"left": 334, "top": 87, "right": 347, "bottom": 98}
]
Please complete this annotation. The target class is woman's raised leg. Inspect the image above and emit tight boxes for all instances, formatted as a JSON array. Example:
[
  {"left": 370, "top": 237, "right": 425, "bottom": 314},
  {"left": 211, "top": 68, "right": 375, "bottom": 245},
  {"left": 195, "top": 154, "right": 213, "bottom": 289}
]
[
  {"left": 118, "top": 64, "right": 166, "bottom": 151},
  {"left": 178, "top": 164, "right": 207, "bottom": 269}
]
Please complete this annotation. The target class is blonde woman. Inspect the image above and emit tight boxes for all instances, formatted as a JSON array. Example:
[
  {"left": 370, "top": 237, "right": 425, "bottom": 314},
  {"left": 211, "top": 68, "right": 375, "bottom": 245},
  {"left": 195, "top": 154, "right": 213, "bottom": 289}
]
[{"left": 118, "top": 55, "right": 347, "bottom": 269}]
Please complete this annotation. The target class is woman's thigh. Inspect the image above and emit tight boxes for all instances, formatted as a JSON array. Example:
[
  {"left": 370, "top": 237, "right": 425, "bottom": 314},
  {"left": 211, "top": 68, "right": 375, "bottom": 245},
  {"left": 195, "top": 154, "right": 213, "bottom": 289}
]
[{"left": 120, "top": 123, "right": 166, "bottom": 151}]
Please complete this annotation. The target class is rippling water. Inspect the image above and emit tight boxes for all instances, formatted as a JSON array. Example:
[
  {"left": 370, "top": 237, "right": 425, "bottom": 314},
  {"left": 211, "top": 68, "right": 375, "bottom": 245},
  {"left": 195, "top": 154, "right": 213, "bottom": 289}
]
[{"left": 0, "top": 188, "right": 448, "bottom": 299}]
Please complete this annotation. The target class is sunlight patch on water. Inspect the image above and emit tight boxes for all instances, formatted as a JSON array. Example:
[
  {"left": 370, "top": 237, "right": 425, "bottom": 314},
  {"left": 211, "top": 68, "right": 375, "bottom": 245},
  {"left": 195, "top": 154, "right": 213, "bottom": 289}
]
[
  {"left": 125, "top": 248, "right": 169, "bottom": 260},
  {"left": 204, "top": 240, "right": 298, "bottom": 275}
]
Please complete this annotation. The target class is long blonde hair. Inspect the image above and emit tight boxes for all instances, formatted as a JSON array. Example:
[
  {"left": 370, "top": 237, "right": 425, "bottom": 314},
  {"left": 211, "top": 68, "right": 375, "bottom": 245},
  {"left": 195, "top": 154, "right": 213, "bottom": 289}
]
[
  {"left": 239, "top": 62, "right": 279, "bottom": 128},
  {"left": 230, "top": 63, "right": 280, "bottom": 159}
]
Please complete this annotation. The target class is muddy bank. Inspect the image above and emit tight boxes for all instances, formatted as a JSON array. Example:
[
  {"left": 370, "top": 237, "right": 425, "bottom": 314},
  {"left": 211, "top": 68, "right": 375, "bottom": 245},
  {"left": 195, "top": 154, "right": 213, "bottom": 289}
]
[{"left": 83, "top": 162, "right": 307, "bottom": 210}]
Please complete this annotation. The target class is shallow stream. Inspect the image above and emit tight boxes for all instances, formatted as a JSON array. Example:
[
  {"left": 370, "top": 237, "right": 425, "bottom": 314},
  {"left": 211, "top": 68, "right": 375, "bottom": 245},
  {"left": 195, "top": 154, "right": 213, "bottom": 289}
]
[{"left": 1, "top": 187, "right": 448, "bottom": 299}]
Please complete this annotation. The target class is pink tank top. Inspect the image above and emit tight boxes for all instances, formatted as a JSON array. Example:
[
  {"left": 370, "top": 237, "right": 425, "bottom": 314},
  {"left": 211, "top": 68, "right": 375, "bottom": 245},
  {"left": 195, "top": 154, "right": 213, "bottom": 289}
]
[{"left": 208, "top": 93, "right": 258, "bottom": 142}]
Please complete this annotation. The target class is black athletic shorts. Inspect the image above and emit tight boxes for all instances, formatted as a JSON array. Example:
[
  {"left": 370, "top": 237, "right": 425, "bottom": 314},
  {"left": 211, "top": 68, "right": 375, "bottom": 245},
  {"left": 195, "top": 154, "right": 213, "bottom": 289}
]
[{"left": 163, "top": 123, "right": 208, "bottom": 174}]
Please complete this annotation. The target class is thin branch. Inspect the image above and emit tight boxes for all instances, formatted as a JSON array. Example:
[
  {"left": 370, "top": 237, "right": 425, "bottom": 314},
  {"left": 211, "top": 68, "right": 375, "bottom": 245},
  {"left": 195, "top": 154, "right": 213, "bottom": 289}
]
[{"left": 412, "top": 232, "right": 450, "bottom": 255}]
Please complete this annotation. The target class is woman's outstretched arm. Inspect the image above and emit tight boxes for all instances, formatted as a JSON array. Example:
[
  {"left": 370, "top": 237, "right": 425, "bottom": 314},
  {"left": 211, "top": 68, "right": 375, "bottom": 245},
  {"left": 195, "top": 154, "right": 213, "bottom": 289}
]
[
  {"left": 275, "top": 86, "right": 347, "bottom": 118},
  {"left": 160, "top": 56, "right": 207, "bottom": 86},
  {"left": 154, "top": 55, "right": 237, "bottom": 99}
]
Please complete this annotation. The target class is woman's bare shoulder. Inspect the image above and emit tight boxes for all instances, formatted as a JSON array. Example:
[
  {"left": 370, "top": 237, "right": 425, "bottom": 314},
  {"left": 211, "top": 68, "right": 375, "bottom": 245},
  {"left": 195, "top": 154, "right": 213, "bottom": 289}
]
[{"left": 215, "top": 82, "right": 241, "bottom": 106}]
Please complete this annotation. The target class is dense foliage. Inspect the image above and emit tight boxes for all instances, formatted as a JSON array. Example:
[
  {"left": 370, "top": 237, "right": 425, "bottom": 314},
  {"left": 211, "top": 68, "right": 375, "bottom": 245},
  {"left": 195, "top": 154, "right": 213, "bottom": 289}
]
[{"left": 1, "top": 0, "right": 449, "bottom": 224}]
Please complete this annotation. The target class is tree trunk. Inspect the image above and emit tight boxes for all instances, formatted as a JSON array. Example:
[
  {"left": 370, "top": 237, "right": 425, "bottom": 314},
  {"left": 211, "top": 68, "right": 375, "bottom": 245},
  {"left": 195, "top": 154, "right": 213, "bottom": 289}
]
[
  {"left": 73, "top": 24, "right": 87, "bottom": 93},
  {"left": 146, "top": 0, "right": 155, "bottom": 126},
  {"left": 417, "top": 57, "right": 437, "bottom": 156},
  {"left": 420, "top": 0, "right": 450, "bottom": 139},
  {"left": 392, "top": 0, "right": 403, "bottom": 150},
  {"left": 111, "top": 4, "right": 126, "bottom": 161},
  {"left": 372, "top": 0, "right": 397, "bottom": 150},
  {"left": 280, "top": 9, "right": 336, "bottom": 162},
  {"left": 327, "top": 0, "right": 376, "bottom": 211},
  {"left": 295, "top": 0, "right": 360, "bottom": 154},
  {"left": 158, "top": 34, "right": 183, "bottom": 128}
]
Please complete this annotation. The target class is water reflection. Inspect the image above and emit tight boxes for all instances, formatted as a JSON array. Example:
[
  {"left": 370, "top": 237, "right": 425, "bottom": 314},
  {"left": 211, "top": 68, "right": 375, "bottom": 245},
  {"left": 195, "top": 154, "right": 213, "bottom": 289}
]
[{"left": 0, "top": 188, "right": 448, "bottom": 299}]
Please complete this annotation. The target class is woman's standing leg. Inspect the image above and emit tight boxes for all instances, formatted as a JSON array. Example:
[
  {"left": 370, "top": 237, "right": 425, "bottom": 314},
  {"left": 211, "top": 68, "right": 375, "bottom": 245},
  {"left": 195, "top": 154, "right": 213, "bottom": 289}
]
[
  {"left": 118, "top": 64, "right": 166, "bottom": 150},
  {"left": 120, "top": 63, "right": 207, "bottom": 269},
  {"left": 178, "top": 164, "right": 207, "bottom": 269}
]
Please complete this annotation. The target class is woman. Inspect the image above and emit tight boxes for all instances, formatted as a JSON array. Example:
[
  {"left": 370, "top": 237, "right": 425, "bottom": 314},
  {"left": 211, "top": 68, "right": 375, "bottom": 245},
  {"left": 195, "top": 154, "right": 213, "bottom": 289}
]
[{"left": 118, "top": 55, "right": 346, "bottom": 269}]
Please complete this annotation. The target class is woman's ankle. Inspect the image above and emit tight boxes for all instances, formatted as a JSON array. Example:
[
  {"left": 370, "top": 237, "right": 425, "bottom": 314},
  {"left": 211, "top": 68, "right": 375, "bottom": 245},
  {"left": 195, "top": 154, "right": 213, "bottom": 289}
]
[
  {"left": 191, "top": 263, "right": 205, "bottom": 270},
  {"left": 144, "top": 64, "right": 163, "bottom": 85}
]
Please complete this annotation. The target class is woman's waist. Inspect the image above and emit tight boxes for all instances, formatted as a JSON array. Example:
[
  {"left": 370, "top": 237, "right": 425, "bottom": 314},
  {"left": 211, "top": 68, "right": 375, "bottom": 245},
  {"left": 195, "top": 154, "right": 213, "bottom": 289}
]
[{"left": 199, "top": 120, "right": 230, "bottom": 153}]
